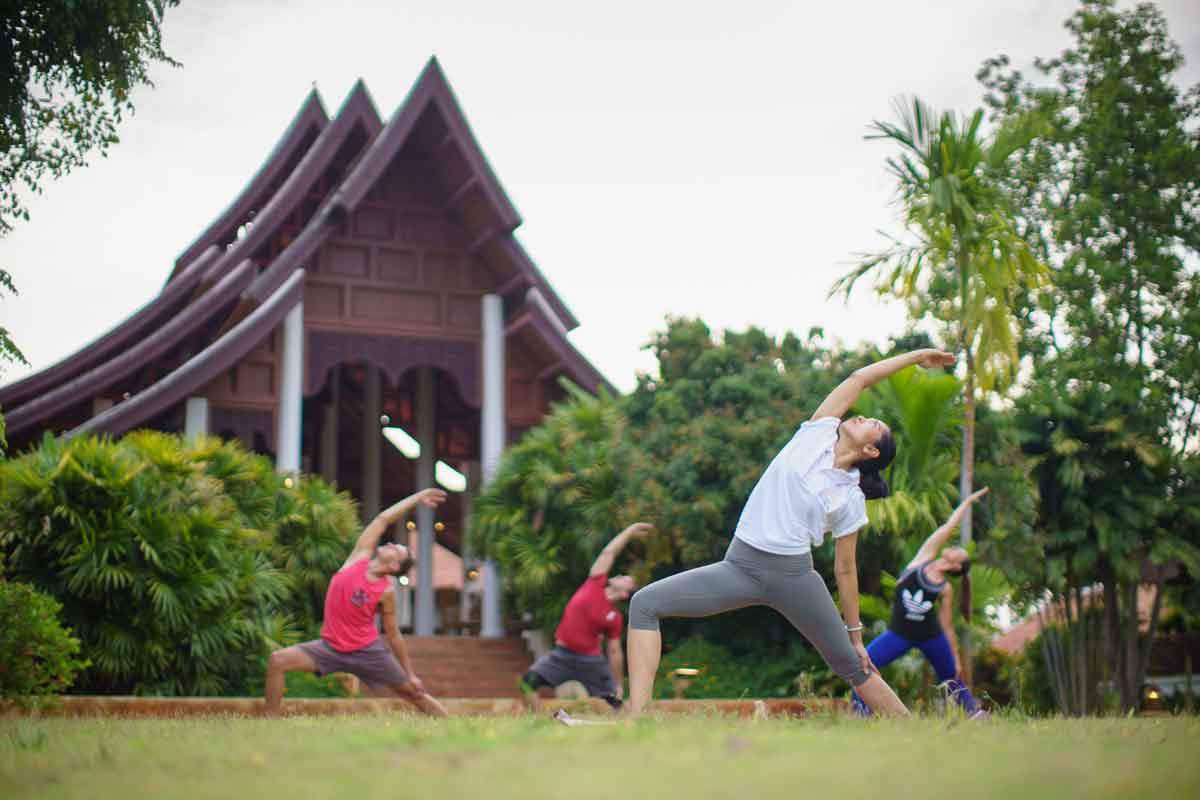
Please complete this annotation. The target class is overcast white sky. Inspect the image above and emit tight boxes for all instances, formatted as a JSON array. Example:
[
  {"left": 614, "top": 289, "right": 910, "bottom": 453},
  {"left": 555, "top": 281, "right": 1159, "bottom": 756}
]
[{"left": 2, "top": 0, "right": 1197, "bottom": 393}]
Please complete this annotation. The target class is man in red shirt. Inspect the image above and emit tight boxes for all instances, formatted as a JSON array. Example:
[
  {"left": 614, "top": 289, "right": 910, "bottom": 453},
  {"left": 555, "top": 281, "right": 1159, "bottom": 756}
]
[
  {"left": 521, "top": 522, "right": 654, "bottom": 711},
  {"left": 263, "top": 488, "right": 450, "bottom": 717}
]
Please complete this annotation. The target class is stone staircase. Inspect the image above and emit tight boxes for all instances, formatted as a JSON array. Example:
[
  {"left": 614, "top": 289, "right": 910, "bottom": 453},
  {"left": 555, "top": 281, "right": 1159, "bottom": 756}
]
[{"left": 402, "top": 636, "right": 533, "bottom": 698}]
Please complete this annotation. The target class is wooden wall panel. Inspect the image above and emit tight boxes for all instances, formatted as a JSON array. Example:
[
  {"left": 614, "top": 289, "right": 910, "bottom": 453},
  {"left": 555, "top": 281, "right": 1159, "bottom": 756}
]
[
  {"left": 322, "top": 244, "right": 369, "bottom": 277},
  {"left": 379, "top": 248, "right": 419, "bottom": 284},
  {"left": 305, "top": 283, "right": 343, "bottom": 318},
  {"left": 350, "top": 288, "right": 441, "bottom": 326},
  {"left": 423, "top": 251, "right": 463, "bottom": 289},
  {"left": 353, "top": 207, "right": 393, "bottom": 240},
  {"left": 446, "top": 295, "right": 481, "bottom": 330},
  {"left": 205, "top": 331, "right": 277, "bottom": 409}
]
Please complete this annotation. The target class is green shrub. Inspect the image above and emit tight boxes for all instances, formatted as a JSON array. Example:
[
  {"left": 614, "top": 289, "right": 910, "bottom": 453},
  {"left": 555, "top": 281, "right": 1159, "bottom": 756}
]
[
  {"left": 271, "top": 474, "right": 360, "bottom": 637},
  {"left": 242, "top": 667, "right": 350, "bottom": 699},
  {"left": 0, "top": 579, "right": 88, "bottom": 700},
  {"left": 653, "top": 636, "right": 833, "bottom": 699},
  {"left": 0, "top": 431, "right": 358, "bottom": 695}
]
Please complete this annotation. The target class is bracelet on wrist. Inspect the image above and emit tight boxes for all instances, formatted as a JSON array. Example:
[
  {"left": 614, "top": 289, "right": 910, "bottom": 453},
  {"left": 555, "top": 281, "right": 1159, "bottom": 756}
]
[{"left": 845, "top": 623, "right": 864, "bottom": 633}]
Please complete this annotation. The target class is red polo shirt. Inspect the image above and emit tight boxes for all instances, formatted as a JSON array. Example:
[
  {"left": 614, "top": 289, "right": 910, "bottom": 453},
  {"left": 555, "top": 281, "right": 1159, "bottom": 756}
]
[{"left": 554, "top": 573, "right": 623, "bottom": 656}]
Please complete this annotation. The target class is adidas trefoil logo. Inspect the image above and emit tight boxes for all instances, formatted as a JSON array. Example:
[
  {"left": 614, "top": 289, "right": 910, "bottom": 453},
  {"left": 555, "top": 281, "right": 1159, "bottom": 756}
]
[{"left": 902, "top": 588, "right": 932, "bottom": 621}]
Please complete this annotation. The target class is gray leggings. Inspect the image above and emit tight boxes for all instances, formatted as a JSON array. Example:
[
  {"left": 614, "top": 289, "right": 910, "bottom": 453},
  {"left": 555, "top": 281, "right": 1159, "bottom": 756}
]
[{"left": 628, "top": 537, "right": 870, "bottom": 687}]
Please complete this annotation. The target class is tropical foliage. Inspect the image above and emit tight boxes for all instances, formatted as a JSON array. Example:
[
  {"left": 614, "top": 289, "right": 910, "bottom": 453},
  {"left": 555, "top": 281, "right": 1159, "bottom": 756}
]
[
  {"left": 976, "top": 0, "right": 1200, "bottom": 713},
  {"left": 473, "top": 319, "right": 1032, "bottom": 691},
  {"left": 471, "top": 383, "right": 630, "bottom": 633},
  {"left": 833, "top": 94, "right": 1050, "bottom": 555},
  {"left": 0, "top": 1, "right": 181, "bottom": 235},
  {"left": 851, "top": 365, "right": 961, "bottom": 543},
  {"left": 0, "top": 578, "right": 88, "bottom": 701},
  {"left": 0, "top": 431, "right": 357, "bottom": 694}
]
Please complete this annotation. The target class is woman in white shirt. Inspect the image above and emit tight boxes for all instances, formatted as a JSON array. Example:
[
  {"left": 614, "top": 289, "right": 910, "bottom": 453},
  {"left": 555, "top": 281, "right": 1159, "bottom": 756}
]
[{"left": 626, "top": 348, "right": 957, "bottom": 716}]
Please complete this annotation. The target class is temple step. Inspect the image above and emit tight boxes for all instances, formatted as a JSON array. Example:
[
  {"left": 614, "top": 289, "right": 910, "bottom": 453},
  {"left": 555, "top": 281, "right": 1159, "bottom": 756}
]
[{"left": 401, "top": 636, "right": 534, "bottom": 698}]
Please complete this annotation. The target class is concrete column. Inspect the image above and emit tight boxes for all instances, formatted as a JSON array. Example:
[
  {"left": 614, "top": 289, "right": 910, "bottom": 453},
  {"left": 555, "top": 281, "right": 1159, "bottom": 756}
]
[
  {"left": 414, "top": 366, "right": 437, "bottom": 636},
  {"left": 276, "top": 302, "right": 304, "bottom": 474},
  {"left": 362, "top": 363, "right": 381, "bottom": 521},
  {"left": 184, "top": 397, "right": 210, "bottom": 442},
  {"left": 480, "top": 294, "right": 505, "bottom": 638},
  {"left": 319, "top": 366, "right": 339, "bottom": 484}
]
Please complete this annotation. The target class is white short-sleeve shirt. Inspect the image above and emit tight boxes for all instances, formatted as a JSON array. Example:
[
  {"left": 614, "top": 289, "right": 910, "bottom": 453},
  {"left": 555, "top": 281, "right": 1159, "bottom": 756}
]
[{"left": 733, "top": 416, "right": 870, "bottom": 555}]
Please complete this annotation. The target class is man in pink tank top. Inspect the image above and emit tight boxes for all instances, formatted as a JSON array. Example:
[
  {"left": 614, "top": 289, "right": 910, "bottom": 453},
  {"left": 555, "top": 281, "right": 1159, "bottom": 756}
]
[{"left": 264, "top": 488, "right": 450, "bottom": 717}]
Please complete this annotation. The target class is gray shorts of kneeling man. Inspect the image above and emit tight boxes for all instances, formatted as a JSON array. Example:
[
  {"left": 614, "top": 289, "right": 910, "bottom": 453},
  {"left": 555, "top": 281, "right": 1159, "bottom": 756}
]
[{"left": 521, "top": 522, "right": 655, "bottom": 711}]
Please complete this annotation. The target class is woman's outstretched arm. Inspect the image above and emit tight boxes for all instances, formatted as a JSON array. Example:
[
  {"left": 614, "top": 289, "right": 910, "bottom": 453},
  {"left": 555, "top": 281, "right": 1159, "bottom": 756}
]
[
  {"left": 938, "top": 586, "right": 963, "bottom": 676},
  {"left": 908, "top": 487, "right": 989, "bottom": 568},
  {"left": 811, "top": 348, "right": 957, "bottom": 421}
]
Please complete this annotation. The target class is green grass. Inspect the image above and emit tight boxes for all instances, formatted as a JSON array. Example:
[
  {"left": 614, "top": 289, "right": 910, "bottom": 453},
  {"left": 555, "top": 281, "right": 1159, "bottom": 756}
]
[{"left": 2, "top": 713, "right": 1198, "bottom": 799}]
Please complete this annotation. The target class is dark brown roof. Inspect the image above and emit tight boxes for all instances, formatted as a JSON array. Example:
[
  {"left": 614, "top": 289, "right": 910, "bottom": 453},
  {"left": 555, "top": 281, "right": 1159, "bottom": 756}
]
[
  {"left": 0, "top": 245, "right": 219, "bottom": 411},
  {"left": 3, "top": 58, "right": 611, "bottom": 443},
  {"left": 5, "top": 258, "right": 256, "bottom": 437},
  {"left": 68, "top": 271, "right": 307, "bottom": 440},
  {"left": 169, "top": 91, "right": 330, "bottom": 281}
]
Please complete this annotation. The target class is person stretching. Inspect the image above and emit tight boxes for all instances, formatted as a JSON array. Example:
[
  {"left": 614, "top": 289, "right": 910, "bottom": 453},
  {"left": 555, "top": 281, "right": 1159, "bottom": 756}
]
[
  {"left": 626, "top": 348, "right": 960, "bottom": 716},
  {"left": 853, "top": 488, "right": 988, "bottom": 718},
  {"left": 521, "top": 522, "right": 655, "bottom": 712},
  {"left": 263, "top": 488, "right": 450, "bottom": 718}
]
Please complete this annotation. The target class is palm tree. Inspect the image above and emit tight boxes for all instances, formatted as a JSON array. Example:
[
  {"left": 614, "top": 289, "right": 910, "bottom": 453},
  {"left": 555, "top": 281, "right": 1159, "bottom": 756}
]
[
  {"left": 854, "top": 365, "right": 961, "bottom": 544},
  {"left": 834, "top": 97, "right": 1049, "bottom": 548}
]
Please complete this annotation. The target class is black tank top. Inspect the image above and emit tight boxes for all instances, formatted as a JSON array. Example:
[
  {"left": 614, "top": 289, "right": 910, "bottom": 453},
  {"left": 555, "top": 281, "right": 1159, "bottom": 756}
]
[{"left": 889, "top": 561, "right": 945, "bottom": 641}]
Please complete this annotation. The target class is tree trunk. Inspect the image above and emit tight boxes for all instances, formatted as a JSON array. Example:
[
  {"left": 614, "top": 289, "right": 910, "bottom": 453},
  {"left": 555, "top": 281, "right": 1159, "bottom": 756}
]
[
  {"left": 955, "top": 249, "right": 976, "bottom": 688},
  {"left": 1061, "top": 581, "right": 1076, "bottom": 714},
  {"left": 958, "top": 364, "right": 977, "bottom": 688},
  {"left": 1100, "top": 560, "right": 1122, "bottom": 711},
  {"left": 959, "top": 370, "right": 976, "bottom": 547},
  {"left": 1123, "top": 580, "right": 1141, "bottom": 711},
  {"left": 1089, "top": 588, "right": 1103, "bottom": 712},
  {"left": 1074, "top": 582, "right": 1088, "bottom": 716},
  {"left": 1135, "top": 571, "right": 1165, "bottom": 704},
  {"left": 1039, "top": 601, "right": 1069, "bottom": 714}
]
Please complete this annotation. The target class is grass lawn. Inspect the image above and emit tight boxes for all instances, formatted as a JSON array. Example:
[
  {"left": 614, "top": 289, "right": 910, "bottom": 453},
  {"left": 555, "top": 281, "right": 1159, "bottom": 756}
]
[{"left": 3, "top": 712, "right": 1198, "bottom": 799}]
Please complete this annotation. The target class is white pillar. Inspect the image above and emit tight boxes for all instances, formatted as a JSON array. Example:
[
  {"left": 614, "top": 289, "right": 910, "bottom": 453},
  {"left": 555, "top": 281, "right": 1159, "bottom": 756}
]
[
  {"left": 415, "top": 366, "right": 437, "bottom": 636},
  {"left": 319, "top": 366, "right": 339, "bottom": 484},
  {"left": 362, "top": 363, "right": 381, "bottom": 520},
  {"left": 276, "top": 302, "right": 304, "bottom": 473},
  {"left": 480, "top": 293, "right": 505, "bottom": 638},
  {"left": 184, "top": 397, "right": 210, "bottom": 442}
]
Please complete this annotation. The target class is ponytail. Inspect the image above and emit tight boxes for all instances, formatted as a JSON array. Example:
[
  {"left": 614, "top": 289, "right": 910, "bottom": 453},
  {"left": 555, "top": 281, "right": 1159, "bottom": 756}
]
[
  {"left": 855, "top": 428, "right": 896, "bottom": 500},
  {"left": 859, "top": 470, "right": 891, "bottom": 500}
]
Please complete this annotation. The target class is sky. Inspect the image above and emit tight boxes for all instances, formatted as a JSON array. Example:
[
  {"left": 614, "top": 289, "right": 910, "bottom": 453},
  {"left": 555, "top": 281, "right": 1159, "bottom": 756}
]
[{"left": 2, "top": 0, "right": 1198, "bottom": 393}]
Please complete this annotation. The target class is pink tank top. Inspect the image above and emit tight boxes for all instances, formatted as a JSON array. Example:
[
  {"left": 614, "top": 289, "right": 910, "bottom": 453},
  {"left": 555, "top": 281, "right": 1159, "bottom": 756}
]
[{"left": 321, "top": 557, "right": 390, "bottom": 652}]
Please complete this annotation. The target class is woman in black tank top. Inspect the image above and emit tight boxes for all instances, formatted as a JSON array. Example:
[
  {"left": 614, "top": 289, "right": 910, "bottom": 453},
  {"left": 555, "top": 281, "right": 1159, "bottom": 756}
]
[{"left": 852, "top": 488, "right": 989, "bottom": 718}]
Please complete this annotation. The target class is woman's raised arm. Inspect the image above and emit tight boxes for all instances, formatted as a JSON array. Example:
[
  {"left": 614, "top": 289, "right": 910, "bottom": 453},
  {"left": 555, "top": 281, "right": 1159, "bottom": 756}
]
[{"left": 811, "top": 348, "right": 957, "bottom": 421}]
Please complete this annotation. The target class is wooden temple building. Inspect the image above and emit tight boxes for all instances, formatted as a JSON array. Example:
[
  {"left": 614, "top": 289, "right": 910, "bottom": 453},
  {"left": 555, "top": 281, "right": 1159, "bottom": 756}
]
[{"left": 0, "top": 58, "right": 611, "bottom": 651}]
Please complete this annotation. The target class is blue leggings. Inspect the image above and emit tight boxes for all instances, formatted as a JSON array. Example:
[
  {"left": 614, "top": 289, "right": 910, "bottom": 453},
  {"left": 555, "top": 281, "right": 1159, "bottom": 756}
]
[{"left": 851, "top": 629, "right": 979, "bottom": 715}]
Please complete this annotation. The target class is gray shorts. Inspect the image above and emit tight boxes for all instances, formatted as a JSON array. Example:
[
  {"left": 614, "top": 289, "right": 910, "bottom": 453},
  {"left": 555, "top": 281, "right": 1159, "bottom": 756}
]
[
  {"left": 528, "top": 646, "right": 618, "bottom": 697},
  {"left": 628, "top": 536, "right": 870, "bottom": 687},
  {"left": 297, "top": 637, "right": 410, "bottom": 687}
]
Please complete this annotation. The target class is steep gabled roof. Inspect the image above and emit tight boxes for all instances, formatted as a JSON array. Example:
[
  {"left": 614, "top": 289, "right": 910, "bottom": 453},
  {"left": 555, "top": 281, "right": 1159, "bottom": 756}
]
[
  {"left": 4, "top": 259, "right": 257, "bottom": 437},
  {"left": 195, "top": 81, "right": 382, "bottom": 292},
  {"left": 506, "top": 288, "right": 614, "bottom": 396},
  {"left": 68, "top": 270, "right": 307, "bottom": 440},
  {"left": 0, "top": 245, "right": 220, "bottom": 411},
  {"left": 1, "top": 83, "right": 384, "bottom": 439},
  {"left": 3, "top": 60, "right": 612, "bottom": 446},
  {"left": 330, "top": 57, "right": 578, "bottom": 332},
  {"left": 170, "top": 90, "right": 329, "bottom": 281}
]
